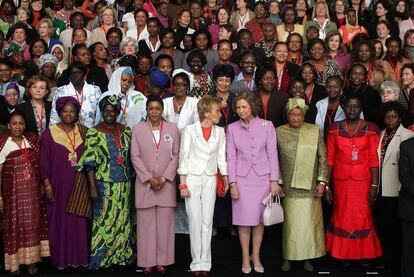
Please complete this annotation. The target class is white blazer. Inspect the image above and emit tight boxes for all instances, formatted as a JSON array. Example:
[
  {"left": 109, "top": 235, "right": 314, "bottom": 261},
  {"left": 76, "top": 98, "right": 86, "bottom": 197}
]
[
  {"left": 177, "top": 121, "right": 227, "bottom": 176},
  {"left": 315, "top": 97, "right": 363, "bottom": 136},
  {"left": 377, "top": 125, "right": 414, "bottom": 197},
  {"left": 163, "top": 96, "right": 199, "bottom": 133}
]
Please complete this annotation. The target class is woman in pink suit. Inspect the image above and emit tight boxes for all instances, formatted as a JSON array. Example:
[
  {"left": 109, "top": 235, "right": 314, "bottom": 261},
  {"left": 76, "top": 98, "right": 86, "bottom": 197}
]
[
  {"left": 226, "top": 91, "right": 284, "bottom": 274},
  {"left": 130, "top": 95, "right": 180, "bottom": 275}
]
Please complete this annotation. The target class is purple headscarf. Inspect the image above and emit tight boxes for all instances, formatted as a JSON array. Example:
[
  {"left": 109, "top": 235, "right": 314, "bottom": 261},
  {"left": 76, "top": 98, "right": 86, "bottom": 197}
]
[{"left": 56, "top": 96, "right": 81, "bottom": 116}]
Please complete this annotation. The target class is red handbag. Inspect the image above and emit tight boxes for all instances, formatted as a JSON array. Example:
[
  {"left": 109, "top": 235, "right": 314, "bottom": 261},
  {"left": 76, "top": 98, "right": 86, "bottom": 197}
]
[{"left": 216, "top": 171, "right": 226, "bottom": 197}]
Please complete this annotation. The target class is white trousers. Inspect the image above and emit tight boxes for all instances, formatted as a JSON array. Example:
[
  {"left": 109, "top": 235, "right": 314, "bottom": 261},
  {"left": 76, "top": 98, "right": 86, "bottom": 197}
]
[{"left": 185, "top": 173, "right": 217, "bottom": 271}]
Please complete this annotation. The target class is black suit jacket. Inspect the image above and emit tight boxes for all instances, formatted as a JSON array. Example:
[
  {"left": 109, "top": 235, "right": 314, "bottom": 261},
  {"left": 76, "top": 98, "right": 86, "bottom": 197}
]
[
  {"left": 305, "top": 83, "right": 327, "bottom": 124},
  {"left": 58, "top": 63, "right": 109, "bottom": 93},
  {"left": 230, "top": 47, "right": 269, "bottom": 69},
  {"left": 399, "top": 137, "right": 414, "bottom": 221},
  {"left": 16, "top": 100, "right": 52, "bottom": 135},
  {"left": 255, "top": 89, "right": 289, "bottom": 128},
  {"left": 138, "top": 39, "right": 162, "bottom": 57}
]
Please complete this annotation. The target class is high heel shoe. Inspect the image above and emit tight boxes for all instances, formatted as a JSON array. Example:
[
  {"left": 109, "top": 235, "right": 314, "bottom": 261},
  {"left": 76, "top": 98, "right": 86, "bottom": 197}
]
[
  {"left": 241, "top": 266, "right": 252, "bottom": 274},
  {"left": 143, "top": 267, "right": 152, "bottom": 274},
  {"left": 254, "top": 266, "right": 264, "bottom": 273},
  {"left": 281, "top": 260, "right": 291, "bottom": 272},
  {"left": 156, "top": 265, "right": 167, "bottom": 274}
]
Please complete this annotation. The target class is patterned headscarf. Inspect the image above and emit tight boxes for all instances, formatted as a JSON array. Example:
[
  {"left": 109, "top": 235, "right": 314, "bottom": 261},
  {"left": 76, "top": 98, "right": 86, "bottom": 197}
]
[
  {"left": 99, "top": 94, "right": 122, "bottom": 113},
  {"left": 3, "top": 43, "right": 23, "bottom": 57},
  {"left": 286, "top": 97, "right": 309, "bottom": 114},
  {"left": 39, "top": 53, "right": 59, "bottom": 69}
]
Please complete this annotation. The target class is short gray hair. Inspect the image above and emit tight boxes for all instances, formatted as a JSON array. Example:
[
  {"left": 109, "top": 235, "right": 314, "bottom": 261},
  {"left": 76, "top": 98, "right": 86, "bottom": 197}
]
[
  {"left": 379, "top": 81, "right": 400, "bottom": 99},
  {"left": 120, "top": 37, "right": 138, "bottom": 55}
]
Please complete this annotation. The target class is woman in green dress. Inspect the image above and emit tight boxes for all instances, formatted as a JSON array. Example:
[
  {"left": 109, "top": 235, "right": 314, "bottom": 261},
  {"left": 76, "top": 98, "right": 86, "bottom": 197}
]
[
  {"left": 276, "top": 97, "right": 328, "bottom": 272},
  {"left": 77, "top": 94, "right": 135, "bottom": 270}
]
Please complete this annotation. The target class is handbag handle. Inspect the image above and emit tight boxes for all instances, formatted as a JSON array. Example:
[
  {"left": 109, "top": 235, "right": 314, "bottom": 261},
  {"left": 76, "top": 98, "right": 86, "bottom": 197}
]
[{"left": 262, "top": 192, "right": 281, "bottom": 207}]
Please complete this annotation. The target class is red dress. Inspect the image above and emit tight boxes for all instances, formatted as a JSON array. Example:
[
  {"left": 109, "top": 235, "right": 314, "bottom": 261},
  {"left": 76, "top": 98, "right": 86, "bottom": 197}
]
[
  {"left": 325, "top": 121, "right": 382, "bottom": 259},
  {"left": 0, "top": 134, "right": 50, "bottom": 272}
]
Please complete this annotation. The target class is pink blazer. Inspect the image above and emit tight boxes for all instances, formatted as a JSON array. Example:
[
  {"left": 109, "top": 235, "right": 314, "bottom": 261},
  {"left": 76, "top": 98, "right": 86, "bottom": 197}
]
[
  {"left": 131, "top": 120, "right": 180, "bottom": 209},
  {"left": 226, "top": 117, "right": 279, "bottom": 183}
]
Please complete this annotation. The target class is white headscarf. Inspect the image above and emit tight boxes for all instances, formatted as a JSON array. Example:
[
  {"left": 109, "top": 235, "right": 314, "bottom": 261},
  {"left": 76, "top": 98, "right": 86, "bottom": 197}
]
[
  {"left": 51, "top": 44, "right": 68, "bottom": 76},
  {"left": 95, "top": 67, "right": 147, "bottom": 127}
]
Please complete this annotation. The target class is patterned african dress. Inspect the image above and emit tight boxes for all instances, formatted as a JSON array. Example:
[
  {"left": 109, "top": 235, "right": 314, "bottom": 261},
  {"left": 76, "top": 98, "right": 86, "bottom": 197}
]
[
  {"left": 77, "top": 126, "right": 135, "bottom": 270},
  {"left": 326, "top": 121, "right": 382, "bottom": 259},
  {"left": 0, "top": 134, "right": 50, "bottom": 272}
]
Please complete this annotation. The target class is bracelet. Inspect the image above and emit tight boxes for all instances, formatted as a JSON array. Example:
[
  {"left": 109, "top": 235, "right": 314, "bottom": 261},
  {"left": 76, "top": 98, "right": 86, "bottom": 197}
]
[
  {"left": 178, "top": 184, "right": 188, "bottom": 190},
  {"left": 230, "top": 183, "right": 237, "bottom": 188},
  {"left": 318, "top": 181, "right": 327, "bottom": 186},
  {"left": 371, "top": 184, "right": 378, "bottom": 188}
]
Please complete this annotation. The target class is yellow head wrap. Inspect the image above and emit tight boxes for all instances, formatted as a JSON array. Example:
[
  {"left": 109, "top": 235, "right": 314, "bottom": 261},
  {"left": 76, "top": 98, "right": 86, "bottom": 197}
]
[{"left": 286, "top": 97, "right": 309, "bottom": 114}]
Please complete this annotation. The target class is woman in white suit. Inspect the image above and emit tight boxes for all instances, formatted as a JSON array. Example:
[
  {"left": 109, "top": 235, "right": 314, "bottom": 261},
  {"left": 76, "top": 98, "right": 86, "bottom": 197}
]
[
  {"left": 376, "top": 102, "right": 414, "bottom": 273},
  {"left": 163, "top": 72, "right": 199, "bottom": 133},
  {"left": 178, "top": 95, "right": 228, "bottom": 276}
]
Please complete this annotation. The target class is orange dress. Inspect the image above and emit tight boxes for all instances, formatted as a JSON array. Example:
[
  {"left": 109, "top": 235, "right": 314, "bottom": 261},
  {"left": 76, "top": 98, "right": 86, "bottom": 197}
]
[{"left": 325, "top": 121, "right": 383, "bottom": 259}]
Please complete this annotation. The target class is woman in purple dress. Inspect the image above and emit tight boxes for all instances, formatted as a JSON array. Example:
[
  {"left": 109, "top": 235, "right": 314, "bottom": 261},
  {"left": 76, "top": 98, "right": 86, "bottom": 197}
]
[
  {"left": 40, "top": 96, "right": 89, "bottom": 269},
  {"left": 226, "top": 91, "right": 283, "bottom": 274}
]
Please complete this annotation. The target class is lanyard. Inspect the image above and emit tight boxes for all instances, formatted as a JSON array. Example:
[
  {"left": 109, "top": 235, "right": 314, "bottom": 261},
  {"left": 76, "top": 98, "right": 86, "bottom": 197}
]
[
  {"left": 387, "top": 57, "right": 400, "bottom": 80},
  {"left": 59, "top": 125, "right": 77, "bottom": 153},
  {"left": 344, "top": 119, "right": 362, "bottom": 147},
  {"left": 75, "top": 90, "right": 83, "bottom": 108},
  {"left": 151, "top": 120, "right": 163, "bottom": 150},
  {"left": 239, "top": 12, "right": 248, "bottom": 28},
  {"left": 32, "top": 100, "right": 44, "bottom": 131},
  {"left": 121, "top": 95, "right": 129, "bottom": 120},
  {"left": 221, "top": 106, "right": 229, "bottom": 127},
  {"left": 260, "top": 92, "right": 270, "bottom": 120},
  {"left": 17, "top": 138, "right": 29, "bottom": 164},
  {"left": 326, "top": 101, "right": 339, "bottom": 126},
  {"left": 276, "top": 70, "right": 283, "bottom": 91},
  {"left": 104, "top": 124, "right": 124, "bottom": 165},
  {"left": 366, "top": 64, "right": 373, "bottom": 82},
  {"left": 244, "top": 79, "right": 253, "bottom": 91}
]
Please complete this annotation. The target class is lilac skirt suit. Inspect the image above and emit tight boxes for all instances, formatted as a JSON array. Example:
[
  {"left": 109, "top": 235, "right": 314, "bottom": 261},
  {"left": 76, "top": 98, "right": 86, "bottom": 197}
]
[{"left": 226, "top": 117, "right": 280, "bottom": 226}]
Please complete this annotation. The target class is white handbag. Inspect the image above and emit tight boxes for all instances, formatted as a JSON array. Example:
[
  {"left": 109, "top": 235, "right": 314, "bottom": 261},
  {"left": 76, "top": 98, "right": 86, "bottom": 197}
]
[{"left": 262, "top": 192, "right": 284, "bottom": 226}]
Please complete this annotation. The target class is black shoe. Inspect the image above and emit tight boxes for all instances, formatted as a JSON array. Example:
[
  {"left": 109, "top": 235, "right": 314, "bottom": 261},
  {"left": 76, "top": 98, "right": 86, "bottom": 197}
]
[{"left": 341, "top": 261, "right": 352, "bottom": 272}]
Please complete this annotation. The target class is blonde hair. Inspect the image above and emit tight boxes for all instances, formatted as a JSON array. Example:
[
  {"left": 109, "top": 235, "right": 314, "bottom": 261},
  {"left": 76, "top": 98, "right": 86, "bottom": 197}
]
[
  {"left": 197, "top": 95, "right": 222, "bottom": 121},
  {"left": 311, "top": 1, "right": 331, "bottom": 20},
  {"left": 99, "top": 6, "right": 117, "bottom": 25},
  {"left": 37, "top": 18, "right": 55, "bottom": 37},
  {"left": 369, "top": 67, "right": 387, "bottom": 91}
]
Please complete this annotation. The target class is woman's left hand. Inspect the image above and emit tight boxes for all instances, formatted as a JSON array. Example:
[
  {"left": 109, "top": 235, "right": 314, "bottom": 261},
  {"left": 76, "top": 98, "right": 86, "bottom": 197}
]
[
  {"left": 368, "top": 186, "right": 378, "bottom": 206},
  {"left": 314, "top": 183, "right": 325, "bottom": 198},
  {"left": 271, "top": 182, "right": 284, "bottom": 197}
]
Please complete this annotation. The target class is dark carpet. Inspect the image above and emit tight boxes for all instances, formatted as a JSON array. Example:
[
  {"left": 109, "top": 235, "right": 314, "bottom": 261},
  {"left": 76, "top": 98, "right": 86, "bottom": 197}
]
[{"left": 0, "top": 225, "right": 400, "bottom": 277}]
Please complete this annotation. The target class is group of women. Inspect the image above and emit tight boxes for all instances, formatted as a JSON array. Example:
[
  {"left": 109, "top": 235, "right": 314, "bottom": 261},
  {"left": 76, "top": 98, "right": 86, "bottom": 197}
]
[{"left": 0, "top": 0, "right": 414, "bottom": 275}]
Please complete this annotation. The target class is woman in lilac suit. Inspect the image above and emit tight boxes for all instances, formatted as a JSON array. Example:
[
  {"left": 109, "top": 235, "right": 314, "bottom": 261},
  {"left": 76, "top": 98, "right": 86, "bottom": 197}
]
[
  {"left": 227, "top": 91, "right": 284, "bottom": 274},
  {"left": 130, "top": 95, "right": 180, "bottom": 274}
]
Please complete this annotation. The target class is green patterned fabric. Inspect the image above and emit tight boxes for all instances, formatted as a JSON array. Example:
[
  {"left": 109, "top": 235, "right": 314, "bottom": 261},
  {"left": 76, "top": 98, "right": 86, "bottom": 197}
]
[
  {"left": 77, "top": 125, "right": 135, "bottom": 269},
  {"left": 276, "top": 124, "right": 328, "bottom": 198}
]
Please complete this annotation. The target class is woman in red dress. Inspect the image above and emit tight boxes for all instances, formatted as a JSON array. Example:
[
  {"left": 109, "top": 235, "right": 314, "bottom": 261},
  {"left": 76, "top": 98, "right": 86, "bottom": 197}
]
[
  {"left": 0, "top": 112, "right": 49, "bottom": 275},
  {"left": 325, "top": 95, "right": 382, "bottom": 270}
]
